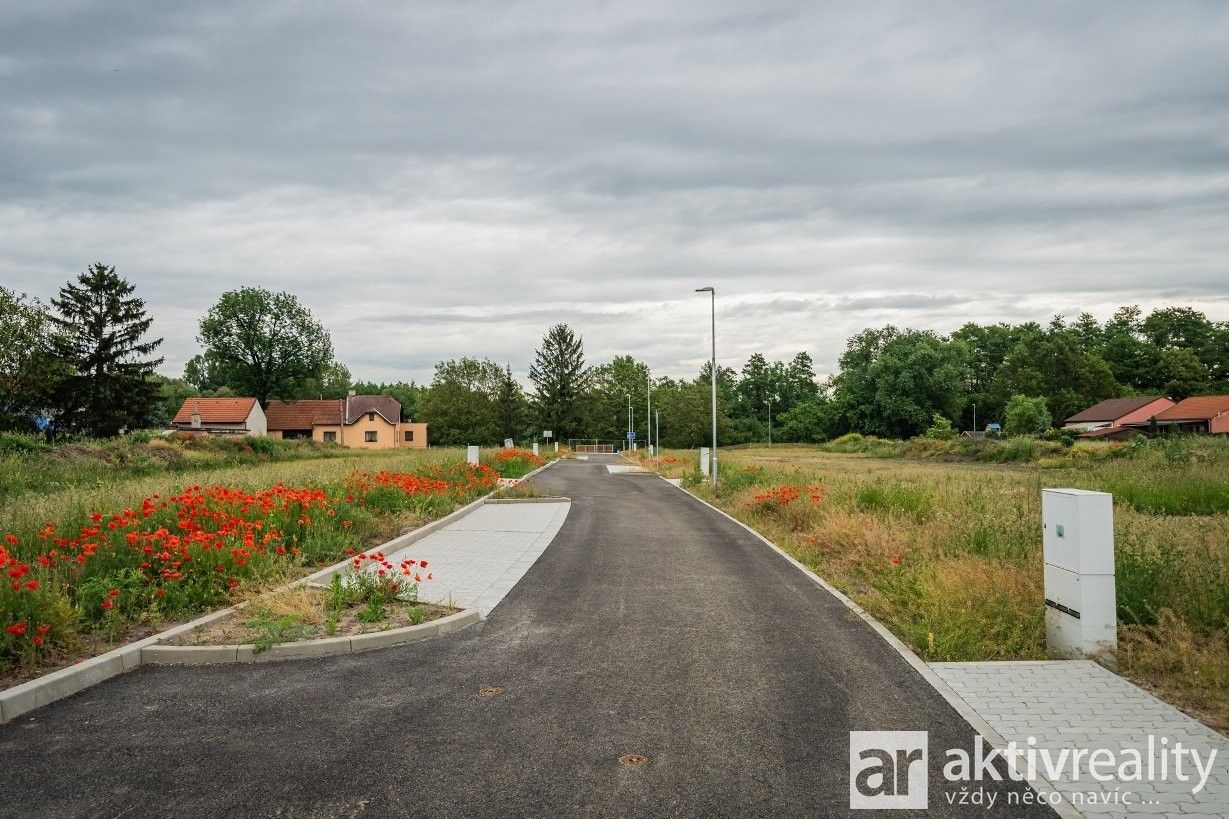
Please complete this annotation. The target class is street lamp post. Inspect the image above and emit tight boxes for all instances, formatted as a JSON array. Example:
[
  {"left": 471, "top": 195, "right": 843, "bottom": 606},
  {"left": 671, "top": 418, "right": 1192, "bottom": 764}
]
[
  {"left": 767, "top": 396, "right": 774, "bottom": 447},
  {"left": 973, "top": 403, "right": 977, "bottom": 433},
  {"left": 626, "top": 393, "right": 632, "bottom": 452},
  {"left": 655, "top": 409, "right": 660, "bottom": 471},
  {"left": 695, "top": 286, "right": 717, "bottom": 490},
  {"left": 646, "top": 373, "right": 652, "bottom": 458}
]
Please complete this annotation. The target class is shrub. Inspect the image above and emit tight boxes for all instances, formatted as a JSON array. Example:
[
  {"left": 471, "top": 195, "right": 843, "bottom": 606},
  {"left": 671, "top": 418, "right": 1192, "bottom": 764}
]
[
  {"left": 924, "top": 414, "right": 957, "bottom": 440},
  {"left": 1004, "top": 394, "right": 1051, "bottom": 437},
  {"left": 0, "top": 433, "right": 50, "bottom": 455}
]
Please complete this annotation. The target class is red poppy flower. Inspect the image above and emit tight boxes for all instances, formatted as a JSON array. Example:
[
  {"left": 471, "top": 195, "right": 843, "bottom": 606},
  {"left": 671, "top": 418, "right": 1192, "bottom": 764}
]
[
  {"left": 101, "top": 599, "right": 113, "bottom": 610},
  {"left": 107, "top": 588, "right": 121, "bottom": 597},
  {"left": 33, "top": 636, "right": 44, "bottom": 646},
  {"left": 24, "top": 579, "right": 38, "bottom": 591},
  {"left": 5, "top": 621, "right": 27, "bottom": 635}
]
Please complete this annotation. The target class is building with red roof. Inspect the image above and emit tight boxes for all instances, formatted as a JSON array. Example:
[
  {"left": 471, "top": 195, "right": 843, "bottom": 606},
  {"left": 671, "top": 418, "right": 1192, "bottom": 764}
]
[
  {"left": 171, "top": 397, "right": 266, "bottom": 436},
  {"left": 1124, "top": 395, "right": 1229, "bottom": 435},
  {"left": 1062, "top": 396, "right": 1175, "bottom": 432},
  {"left": 264, "top": 393, "right": 427, "bottom": 449}
]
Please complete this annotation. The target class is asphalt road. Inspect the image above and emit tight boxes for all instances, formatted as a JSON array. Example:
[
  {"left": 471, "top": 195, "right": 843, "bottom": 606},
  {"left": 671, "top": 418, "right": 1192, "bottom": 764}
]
[{"left": 0, "top": 456, "right": 1055, "bottom": 818}]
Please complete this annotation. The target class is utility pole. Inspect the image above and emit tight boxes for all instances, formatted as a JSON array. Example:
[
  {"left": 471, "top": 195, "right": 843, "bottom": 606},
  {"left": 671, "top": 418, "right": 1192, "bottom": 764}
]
[
  {"left": 655, "top": 410, "right": 660, "bottom": 471},
  {"left": 626, "top": 393, "right": 632, "bottom": 452},
  {"left": 767, "top": 396, "right": 773, "bottom": 447},
  {"left": 646, "top": 372, "right": 652, "bottom": 457},
  {"left": 695, "top": 286, "right": 717, "bottom": 490},
  {"left": 973, "top": 403, "right": 977, "bottom": 433}
]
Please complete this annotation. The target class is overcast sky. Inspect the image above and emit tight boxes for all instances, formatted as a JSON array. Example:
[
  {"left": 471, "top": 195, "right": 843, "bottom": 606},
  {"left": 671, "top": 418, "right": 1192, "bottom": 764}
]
[{"left": 2, "top": 1, "right": 1227, "bottom": 384}]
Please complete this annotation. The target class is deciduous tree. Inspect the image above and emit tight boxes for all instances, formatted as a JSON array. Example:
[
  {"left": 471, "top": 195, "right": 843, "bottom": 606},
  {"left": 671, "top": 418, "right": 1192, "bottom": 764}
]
[
  {"left": 196, "top": 288, "right": 333, "bottom": 406},
  {"left": 0, "top": 287, "right": 66, "bottom": 432}
]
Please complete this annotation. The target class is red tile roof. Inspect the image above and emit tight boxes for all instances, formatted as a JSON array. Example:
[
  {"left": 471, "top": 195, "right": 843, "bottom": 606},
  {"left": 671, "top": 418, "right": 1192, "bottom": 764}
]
[
  {"left": 172, "top": 397, "right": 258, "bottom": 425},
  {"left": 264, "top": 400, "right": 342, "bottom": 431},
  {"left": 344, "top": 395, "right": 401, "bottom": 425},
  {"left": 1064, "top": 396, "right": 1168, "bottom": 424},
  {"left": 1152, "top": 395, "right": 1229, "bottom": 422}
]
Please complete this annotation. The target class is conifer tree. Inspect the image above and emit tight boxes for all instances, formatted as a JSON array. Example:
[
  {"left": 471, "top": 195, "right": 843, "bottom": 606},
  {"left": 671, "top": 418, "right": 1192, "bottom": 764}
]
[
  {"left": 50, "top": 263, "right": 164, "bottom": 436},
  {"left": 528, "top": 324, "right": 588, "bottom": 440}
]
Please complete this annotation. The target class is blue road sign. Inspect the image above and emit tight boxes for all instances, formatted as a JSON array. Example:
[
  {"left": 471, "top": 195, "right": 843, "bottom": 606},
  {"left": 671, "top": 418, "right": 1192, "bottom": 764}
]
[{"left": 626, "top": 430, "right": 636, "bottom": 441}]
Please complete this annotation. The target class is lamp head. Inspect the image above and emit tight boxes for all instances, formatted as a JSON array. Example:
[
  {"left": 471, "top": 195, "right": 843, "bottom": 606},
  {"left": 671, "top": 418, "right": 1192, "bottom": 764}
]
[{"left": 695, "top": 286, "right": 714, "bottom": 293}]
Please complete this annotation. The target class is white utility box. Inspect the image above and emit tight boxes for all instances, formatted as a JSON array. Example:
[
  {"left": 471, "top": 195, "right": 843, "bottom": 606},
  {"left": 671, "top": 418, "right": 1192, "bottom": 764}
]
[
  {"left": 532, "top": 442, "right": 539, "bottom": 456},
  {"left": 467, "top": 445, "right": 480, "bottom": 466},
  {"left": 1042, "top": 488, "right": 1117, "bottom": 661},
  {"left": 699, "top": 447, "right": 710, "bottom": 477}
]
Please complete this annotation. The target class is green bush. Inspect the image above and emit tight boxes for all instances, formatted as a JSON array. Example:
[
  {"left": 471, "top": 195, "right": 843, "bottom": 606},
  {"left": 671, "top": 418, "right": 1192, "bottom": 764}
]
[
  {"left": 0, "top": 433, "right": 50, "bottom": 455},
  {"left": 1004, "top": 394, "right": 1051, "bottom": 437}
]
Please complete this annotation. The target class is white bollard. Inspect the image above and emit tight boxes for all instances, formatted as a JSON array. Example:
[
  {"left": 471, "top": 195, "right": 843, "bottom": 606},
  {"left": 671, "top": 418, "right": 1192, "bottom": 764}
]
[
  {"left": 1042, "top": 489, "right": 1117, "bottom": 663},
  {"left": 532, "top": 442, "right": 539, "bottom": 456},
  {"left": 700, "top": 447, "right": 710, "bottom": 477},
  {"left": 554, "top": 441, "right": 559, "bottom": 453},
  {"left": 467, "top": 445, "right": 480, "bottom": 466},
  {"left": 504, "top": 438, "right": 514, "bottom": 449}
]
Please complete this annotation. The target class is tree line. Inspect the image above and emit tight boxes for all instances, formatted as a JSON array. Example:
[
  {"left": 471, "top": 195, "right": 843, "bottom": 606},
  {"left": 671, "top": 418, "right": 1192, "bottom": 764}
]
[{"left": 3, "top": 263, "right": 1226, "bottom": 444}]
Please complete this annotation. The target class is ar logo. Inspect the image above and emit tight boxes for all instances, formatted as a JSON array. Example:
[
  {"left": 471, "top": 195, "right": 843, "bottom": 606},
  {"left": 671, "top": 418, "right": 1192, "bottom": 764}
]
[{"left": 849, "top": 731, "right": 929, "bottom": 809}]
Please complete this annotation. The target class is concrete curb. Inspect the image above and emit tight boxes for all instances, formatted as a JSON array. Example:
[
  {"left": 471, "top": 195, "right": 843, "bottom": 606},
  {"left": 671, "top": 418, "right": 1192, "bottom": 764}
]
[
  {"left": 484, "top": 497, "right": 570, "bottom": 504},
  {"left": 142, "top": 608, "right": 480, "bottom": 665},
  {"left": 665, "top": 476, "right": 1082, "bottom": 819},
  {"left": 0, "top": 458, "right": 561, "bottom": 724}
]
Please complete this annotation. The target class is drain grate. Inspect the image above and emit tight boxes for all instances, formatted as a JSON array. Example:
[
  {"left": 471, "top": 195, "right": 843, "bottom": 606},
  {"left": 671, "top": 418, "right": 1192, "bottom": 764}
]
[
  {"left": 478, "top": 686, "right": 504, "bottom": 697},
  {"left": 619, "top": 754, "right": 650, "bottom": 767}
]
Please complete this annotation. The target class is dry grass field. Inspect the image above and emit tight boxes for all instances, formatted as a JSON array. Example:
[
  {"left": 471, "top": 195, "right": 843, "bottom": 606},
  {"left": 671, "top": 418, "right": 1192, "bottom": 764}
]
[{"left": 641, "top": 440, "right": 1229, "bottom": 732}]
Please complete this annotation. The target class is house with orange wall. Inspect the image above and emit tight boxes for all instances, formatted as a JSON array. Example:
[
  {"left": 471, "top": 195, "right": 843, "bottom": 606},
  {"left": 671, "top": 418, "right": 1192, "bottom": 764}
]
[{"left": 264, "top": 393, "right": 427, "bottom": 449}]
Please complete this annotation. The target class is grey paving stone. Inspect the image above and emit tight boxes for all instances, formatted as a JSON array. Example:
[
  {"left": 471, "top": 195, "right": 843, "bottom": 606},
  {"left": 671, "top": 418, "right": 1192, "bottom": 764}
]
[{"left": 929, "top": 660, "right": 1229, "bottom": 817}]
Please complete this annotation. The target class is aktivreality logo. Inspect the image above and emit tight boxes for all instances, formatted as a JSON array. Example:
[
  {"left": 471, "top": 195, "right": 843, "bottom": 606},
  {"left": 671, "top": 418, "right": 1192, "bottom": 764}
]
[{"left": 849, "top": 730, "right": 1220, "bottom": 811}]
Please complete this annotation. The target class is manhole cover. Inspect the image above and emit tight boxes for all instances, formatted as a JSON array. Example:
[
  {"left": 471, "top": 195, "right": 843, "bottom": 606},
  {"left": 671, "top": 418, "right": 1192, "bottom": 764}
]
[
  {"left": 479, "top": 686, "right": 504, "bottom": 697},
  {"left": 619, "top": 754, "right": 650, "bottom": 767}
]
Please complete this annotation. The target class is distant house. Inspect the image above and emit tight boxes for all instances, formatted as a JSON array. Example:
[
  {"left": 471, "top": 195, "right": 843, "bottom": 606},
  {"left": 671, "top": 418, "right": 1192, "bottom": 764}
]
[
  {"left": 1063, "top": 396, "right": 1175, "bottom": 432},
  {"left": 960, "top": 430, "right": 986, "bottom": 439},
  {"left": 1124, "top": 395, "right": 1229, "bottom": 435},
  {"left": 171, "top": 397, "right": 267, "bottom": 436},
  {"left": 265, "top": 393, "right": 427, "bottom": 449}
]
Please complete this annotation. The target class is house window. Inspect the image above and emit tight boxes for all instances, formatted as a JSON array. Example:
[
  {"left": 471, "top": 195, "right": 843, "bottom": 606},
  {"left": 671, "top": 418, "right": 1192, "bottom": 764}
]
[
  {"left": 368, "top": 412, "right": 375, "bottom": 422},
  {"left": 323, "top": 431, "right": 337, "bottom": 443},
  {"left": 404, "top": 430, "right": 414, "bottom": 442},
  {"left": 365, "top": 431, "right": 377, "bottom": 443}
]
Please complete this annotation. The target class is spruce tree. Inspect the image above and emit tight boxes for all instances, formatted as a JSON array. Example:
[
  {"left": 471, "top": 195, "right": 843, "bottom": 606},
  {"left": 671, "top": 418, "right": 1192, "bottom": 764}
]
[
  {"left": 50, "top": 263, "right": 164, "bottom": 437},
  {"left": 528, "top": 324, "right": 588, "bottom": 440}
]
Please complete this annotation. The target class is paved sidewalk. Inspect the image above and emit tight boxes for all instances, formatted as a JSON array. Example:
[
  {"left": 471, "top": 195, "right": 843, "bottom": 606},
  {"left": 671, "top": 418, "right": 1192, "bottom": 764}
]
[
  {"left": 931, "top": 661, "right": 1228, "bottom": 816},
  {"left": 377, "top": 501, "right": 571, "bottom": 615}
]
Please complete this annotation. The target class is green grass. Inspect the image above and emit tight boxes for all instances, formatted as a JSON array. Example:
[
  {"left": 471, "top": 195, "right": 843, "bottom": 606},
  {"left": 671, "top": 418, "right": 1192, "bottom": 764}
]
[{"left": 0, "top": 432, "right": 350, "bottom": 504}]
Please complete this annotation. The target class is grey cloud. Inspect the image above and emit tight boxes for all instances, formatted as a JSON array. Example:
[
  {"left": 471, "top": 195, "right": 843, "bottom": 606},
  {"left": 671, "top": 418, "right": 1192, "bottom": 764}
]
[{"left": 1, "top": 1, "right": 1227, "bottom": 383}]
